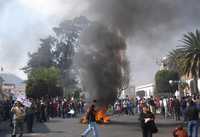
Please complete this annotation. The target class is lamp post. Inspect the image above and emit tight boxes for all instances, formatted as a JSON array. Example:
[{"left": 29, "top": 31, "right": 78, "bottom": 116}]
[{"left": 168, "top": 80, "right": 173, "bottom": 97}]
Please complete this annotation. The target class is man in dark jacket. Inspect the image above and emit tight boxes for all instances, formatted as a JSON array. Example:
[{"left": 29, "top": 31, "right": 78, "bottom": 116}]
[
  {"left": 139, "top": 105, "right": 157, "bottom": 137},
  {"left": 181, "top": 97, "right": 187, "bottom": 122},
  {"left": 26, "top": 99, "right": 35, "bottom": 133},
  {"left": 186, "top": 100, "right": 199, "bottom": 137},
  {"left": 81, "top": 104, "right": 99, "bottom": 137},
  {"left": 173, "top": 96, "right": 181, "bottom": 121}
]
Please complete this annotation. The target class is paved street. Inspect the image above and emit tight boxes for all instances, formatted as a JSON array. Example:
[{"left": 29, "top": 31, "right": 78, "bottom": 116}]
[{"left": 0, "top": 115, "right": 189, "bottom": 137}]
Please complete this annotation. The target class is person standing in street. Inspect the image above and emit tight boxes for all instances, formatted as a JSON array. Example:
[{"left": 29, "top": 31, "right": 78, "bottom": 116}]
[
  {"left": 186, "top": 100, "right": 199, "bottom": 137},
  {"left": 11, "top": 101, "right": 26, "bottom": 137},
  {"left": 139, "top": 105, "right": 157, "bottom": 137},
  {"left": 81, "top": 104, "right": 99, "bottom": 137},
  {"left": 163, "top": 98, "right": 168, "bottom": 119},
  {"left": 26, "top": 99, "right": 35, "bottom": 133},
  {"left": 149, "top": 96, "right": 156, "bottom": 114},
  {"left": 173, "top": 96, "right": 181, "bottom": 121},
  {"left": 181, "top": 97, "right": 187, "bottom": 122},
  {"left": 40, "top": 99, "right": 47, "bottom": 122}
]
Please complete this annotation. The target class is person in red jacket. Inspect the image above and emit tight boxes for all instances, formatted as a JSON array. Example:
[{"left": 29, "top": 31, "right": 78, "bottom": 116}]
[{"left": 173, "top": 125, "right": 188, "bottom": 137}]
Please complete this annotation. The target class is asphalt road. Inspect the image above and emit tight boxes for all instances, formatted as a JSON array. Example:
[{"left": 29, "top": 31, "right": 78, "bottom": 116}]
[{"left": 0, "top": 115, "right": 190, "bottom": 137}]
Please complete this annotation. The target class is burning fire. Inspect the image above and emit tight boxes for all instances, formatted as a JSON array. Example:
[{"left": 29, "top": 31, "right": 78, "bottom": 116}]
[
  {"left": 95, "top": 107, "right": 110, "bottom": 123},
  {"left": 80, "top": 107, "right": 110, "bottom": 124}
]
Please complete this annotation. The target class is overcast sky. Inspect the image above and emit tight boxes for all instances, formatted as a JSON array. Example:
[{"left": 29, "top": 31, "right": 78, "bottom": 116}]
[
  {"left": 0, "top": 0, "right": 88, "bottom": 79},
  {"left": 0, "top": 0, "right": 200, "bottom": 86}
]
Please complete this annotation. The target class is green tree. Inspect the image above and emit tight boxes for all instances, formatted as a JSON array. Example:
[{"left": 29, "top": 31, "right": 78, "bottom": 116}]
[
  {"left": 26, "top": 67, "right": 62, "bottom": 98},
  {"left": 169, "top": 30, "right": 200, "bottom": 94},
  {"left": 24, "top": 16, "right": 90, "bottom": 95},
  {"left": 155, "top": 70, "right": 179, "bottom": 94},
  {"left": 23, "top": 36, "right": 55, "bottom": 73},
  {"left": 167, "top": 54, "right": 182, "bottom": 74},
  {"left": 52, "top": 16, "right": 89, "bottom": 89}
]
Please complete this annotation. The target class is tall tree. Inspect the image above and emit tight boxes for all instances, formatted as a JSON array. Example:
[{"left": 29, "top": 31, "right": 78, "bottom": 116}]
[
  {"left": 24, "top": 16, "right": 90, "bottom": 96},
  {"left": 52, "top": 16, "right": 89, "bottom": 89},
  {"left": 23, "top": 36, "right": 56, "bottom": 73},
  {"left": 155, "top": 70, "right": 179, "bottom": 94},
  {"left": 169, "top": 30, "right": 200, "bottom": 94}
]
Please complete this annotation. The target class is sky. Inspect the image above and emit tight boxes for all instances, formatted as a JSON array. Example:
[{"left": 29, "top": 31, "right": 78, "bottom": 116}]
[
  {"left": 0, "top": 0, "right": 200, "bottom": 86},
  {"left": 0, "top": 0, "right": 88, "bottom": 79}
]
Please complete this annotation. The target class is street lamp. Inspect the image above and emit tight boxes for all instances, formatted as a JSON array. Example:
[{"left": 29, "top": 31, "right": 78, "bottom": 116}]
[
  {"left": 169, "top": 80, "right": 173, "bottom": 85},
  {"left": 168, "top": 80, "right": 174, "bottom": 97}
]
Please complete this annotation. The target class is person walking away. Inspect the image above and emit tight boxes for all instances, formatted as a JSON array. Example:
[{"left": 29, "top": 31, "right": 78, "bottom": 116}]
[
  {"left": 173, "top": 124, "right": 188, "bottom": 137},
  {"left": 181, "top": 97, "right": 187, "bottom": 122},
  {"left": 81, "top": 105, "right": 99, "bottom": 137},
  {"left": 139, "top": 105, "right": 157, "bottom": 137},
  {"left": 11, "top": 101, "right": 26, "bottom": 137},
  {"left": 186, "top": 100, "right": 199, "bottom": 137},
  {"left": 26, "top": 99, "right": 35, "bottom": 133},
  {"left": 173, "top": 96, "right": 181, "bottom": 121}
]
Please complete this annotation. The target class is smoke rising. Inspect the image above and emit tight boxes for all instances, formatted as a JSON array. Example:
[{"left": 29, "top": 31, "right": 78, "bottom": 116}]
[
  {"left": 79, "top": 23, "right": 128, "bottom": 106},
  {"left": 88, "top": 0, "right": 179, "bottom": 37},
  {"left": 0, "top": 0, "right": 12, "bottom": 11},
  {"left": 1, "top": 0, "right": 200, "bottom": 100},
  {"left": 79, "top": 0, "right": 200, "bottom": 105},
  {"left": 88, "top": 0, "right": 200, "bottom": 37}
]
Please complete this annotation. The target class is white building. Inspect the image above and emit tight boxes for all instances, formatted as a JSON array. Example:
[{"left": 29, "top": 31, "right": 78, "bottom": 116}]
[
  {"left": 0, "top": 73, "right": 25, "bottom": 99},
  {"left": 135, "top": 83, "right": 155, "bottom": 98},
  {"left": 120, "top": 85, "right": 135, "bottom": 99}
]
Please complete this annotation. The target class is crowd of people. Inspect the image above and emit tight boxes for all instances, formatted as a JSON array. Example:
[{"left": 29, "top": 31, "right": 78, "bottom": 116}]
[
  {"left": 0, "top": 94, "right": 199, "bottom": 137},
  {"left": 135, "top": 95, "right": 200, "bottom": 120},
  {"left": 135, "top": 95, "right": 200, "bottom": 137},
  {"left": 33, "top": 97, "right": 85, "bottom": 121},
  {"left": 0, "top": 96, "right": 85, "bottom": 137},
  {"left": 111, "top": 95, "right": 200, "bottom": 137},
  {"left": 113, "top": 98, "right": 135, "bottom": 115}
]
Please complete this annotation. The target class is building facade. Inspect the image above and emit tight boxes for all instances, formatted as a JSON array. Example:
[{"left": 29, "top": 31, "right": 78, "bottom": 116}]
[
  {"left": 0, "top": 73, "right": 25, "bottom": 100},
  {"left": 135, "top": 83, "right": 155, "bottom": 98}
]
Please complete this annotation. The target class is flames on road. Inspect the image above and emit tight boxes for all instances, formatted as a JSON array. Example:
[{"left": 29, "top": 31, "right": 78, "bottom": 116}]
[{"left": 80, "top": 107, "right": 110, "bottom": 124}]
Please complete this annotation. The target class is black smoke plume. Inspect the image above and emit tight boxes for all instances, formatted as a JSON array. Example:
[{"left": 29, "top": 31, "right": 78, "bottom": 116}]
[
  {"left": 79, "top": 23, "right": 128, "bottom": 106},
  {"left": 79, "top": 0, "right": 200, "bottom": 106},
  {"left": 88, "top": 0, "right": 200, "bottom": 37}
]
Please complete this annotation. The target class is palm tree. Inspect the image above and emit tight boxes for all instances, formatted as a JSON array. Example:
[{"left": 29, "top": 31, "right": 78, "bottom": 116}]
[{"left": 169, "top": 29, "right": 200, "bottom": 95}]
